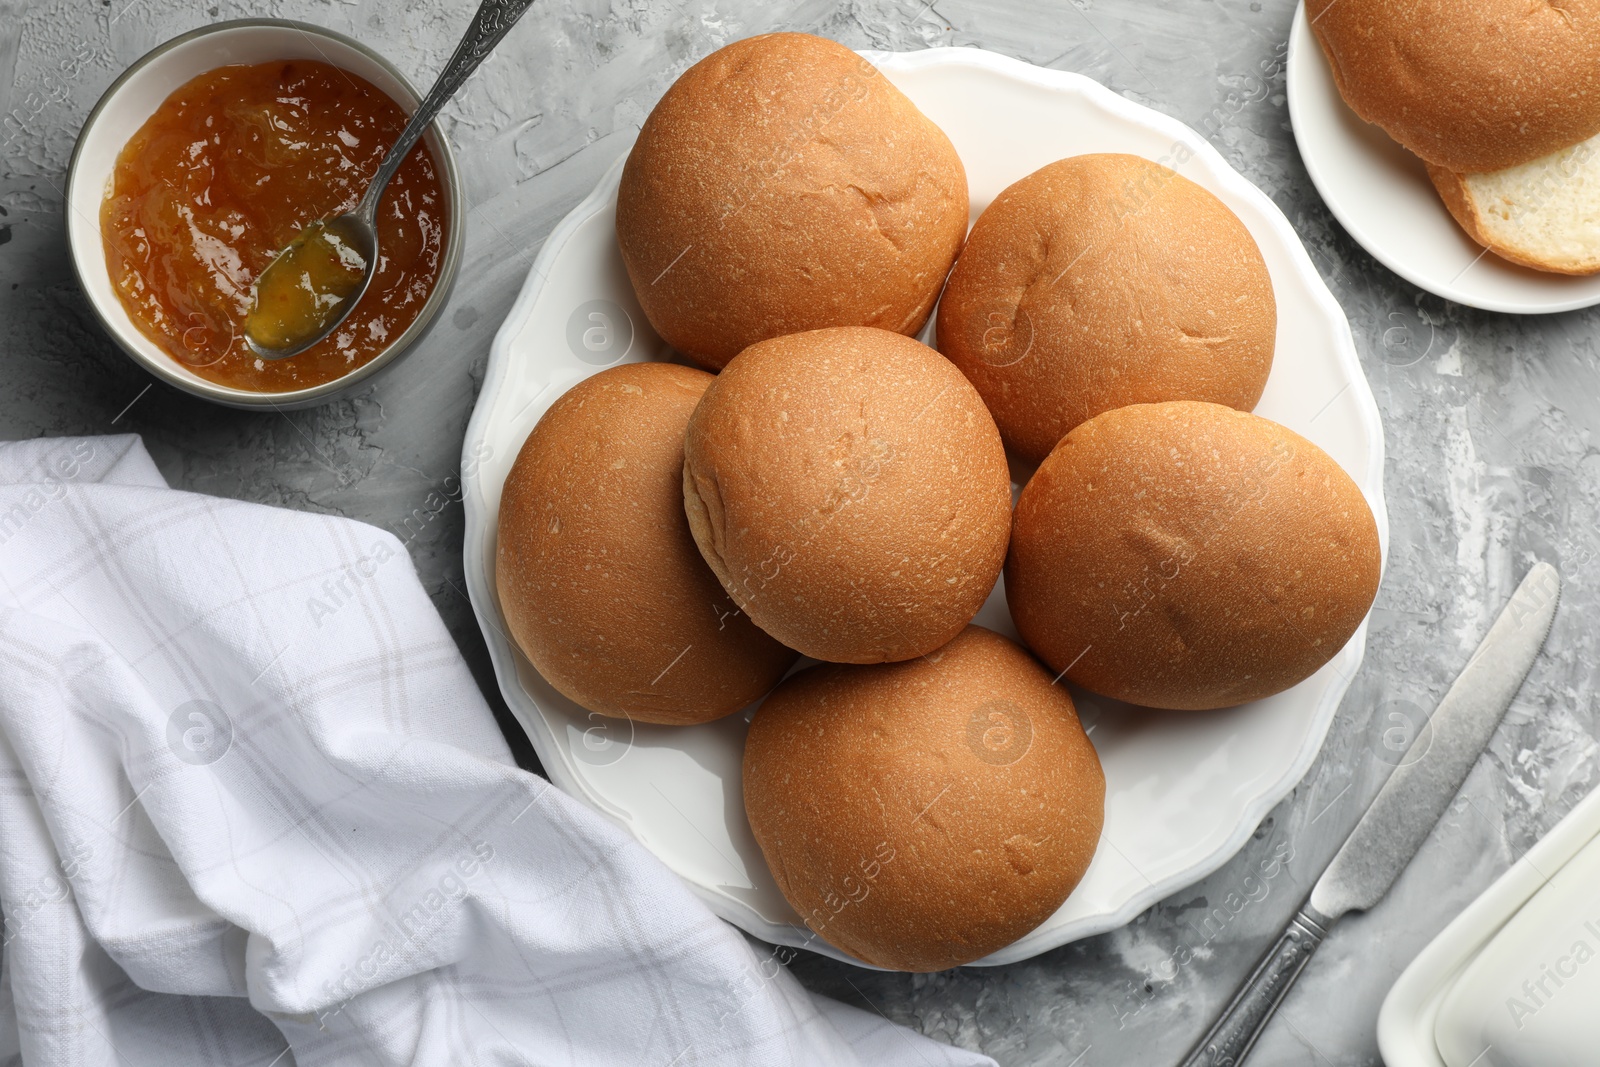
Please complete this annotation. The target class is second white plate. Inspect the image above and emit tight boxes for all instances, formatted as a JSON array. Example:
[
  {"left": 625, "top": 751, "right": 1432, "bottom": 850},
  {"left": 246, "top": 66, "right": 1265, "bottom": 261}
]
[
  {"left": 1287, "top": 2, "right": 1600, "bottom": 313},
  {"left": 461, "top": 46, "right": 1389, "bottom": 967}
]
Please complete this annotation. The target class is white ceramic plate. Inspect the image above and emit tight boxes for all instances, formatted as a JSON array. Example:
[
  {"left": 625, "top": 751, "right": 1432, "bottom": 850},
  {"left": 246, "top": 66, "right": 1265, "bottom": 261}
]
[
  {"left": 1378, "top": 785, "right": 1600, "bottom": 1067},
  {"left": 461, "top": 46, "right": 1389, "bottom": 967},
  {"left": 1286, "top": 3, "right": 1600, "bottom": 314}
]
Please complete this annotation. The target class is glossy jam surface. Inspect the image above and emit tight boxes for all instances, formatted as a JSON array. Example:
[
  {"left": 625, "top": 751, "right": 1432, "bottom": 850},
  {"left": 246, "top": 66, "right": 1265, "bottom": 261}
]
[
  {"left": 101, "top": 61, "right": 446, "bottom": 392},
  {"left": 245, "top": 215, "right": 370, "bottom": 353}
]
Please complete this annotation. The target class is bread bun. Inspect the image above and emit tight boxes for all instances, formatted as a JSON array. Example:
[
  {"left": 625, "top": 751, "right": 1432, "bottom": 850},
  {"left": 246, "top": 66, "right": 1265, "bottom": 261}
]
[
  {"left": 1428, "top": 136, "right": 1600, "bottom": 275},
  {"left": 936, "top": 154, "right": 1275, "bottom": 464},
  {"left": 1007, "top": 401, "right": 1381, "bottom": 711},
  {"left": 682, "top": 326, "right": 1010, "bottom": 663},
  {"left": 743, "top": 626, "right": 1104, "bottom": 971},
  {"left": 1307, "top": 0, "right": 1600, "bottom": 173},
  {"left": 616, "top": 33, "right": 968, "bottom": 370},
  {"left": 497, "top": 362, "right": 797, "bottom": 724}
]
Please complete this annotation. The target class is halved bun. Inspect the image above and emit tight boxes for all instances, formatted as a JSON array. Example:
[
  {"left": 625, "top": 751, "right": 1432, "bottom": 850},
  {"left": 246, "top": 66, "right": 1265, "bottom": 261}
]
[
  {"left": 1428, "top": 135, "right": 1600, "bottom": 275},
  {"left": 1307, "top": 0, "right": 1600, "bottom": 173}
]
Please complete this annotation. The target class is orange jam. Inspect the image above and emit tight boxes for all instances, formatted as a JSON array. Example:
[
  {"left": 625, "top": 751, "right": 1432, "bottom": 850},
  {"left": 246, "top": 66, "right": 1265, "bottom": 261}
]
[{"left": 100, "top": 60, "right": 447, "bottom": 392}]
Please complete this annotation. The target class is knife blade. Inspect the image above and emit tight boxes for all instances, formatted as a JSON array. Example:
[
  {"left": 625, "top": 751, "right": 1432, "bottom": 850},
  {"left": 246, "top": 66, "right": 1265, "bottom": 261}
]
[
  {"left": 1310, "top": 561, "right": 1560, "bottom": 920},
  {"left": 1179, "top": 561, "right": 1560, "bottom": 1067}
]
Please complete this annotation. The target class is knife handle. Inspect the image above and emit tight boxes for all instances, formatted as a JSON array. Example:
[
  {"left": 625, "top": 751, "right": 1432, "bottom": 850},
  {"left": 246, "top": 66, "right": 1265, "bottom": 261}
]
[{"left": 1178, "top": 905, "right": 1333, "bottom": 1067}]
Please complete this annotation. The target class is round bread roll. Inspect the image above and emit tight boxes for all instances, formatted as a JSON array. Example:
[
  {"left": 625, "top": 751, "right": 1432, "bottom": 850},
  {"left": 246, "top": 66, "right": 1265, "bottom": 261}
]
[
  {"left": 616, "top": 33, "right": 968, "bottom": 370},
  {"left": 743, "top": 626, "right": 1105, "bottom": 971},
  {"left": 936, "top": 154, "right": 1275, "bottom": 464},
  {"left": 683, "top": 326, "right": 1011, "bottom": 664},
  {"left": 1307, "top": 0, "right": 1600, "bottom": 173},
  {"left": 1008, "top": 401, "right": 1381, "bottom": 711},
  {"left": 497, "top": 362, "right": 797, "bottom": 724}
]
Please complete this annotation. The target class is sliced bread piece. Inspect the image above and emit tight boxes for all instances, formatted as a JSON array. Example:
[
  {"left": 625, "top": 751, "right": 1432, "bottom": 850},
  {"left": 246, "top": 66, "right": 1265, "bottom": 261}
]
[{"left": 1428, "top": 135, "right": 1600, "bottom": 275}]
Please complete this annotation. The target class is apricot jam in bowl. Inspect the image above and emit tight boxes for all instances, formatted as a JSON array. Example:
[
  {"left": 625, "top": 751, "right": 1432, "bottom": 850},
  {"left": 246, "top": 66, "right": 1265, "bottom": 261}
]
[{"left": 66, "top": 20, "right": 464, "bottom": 410}]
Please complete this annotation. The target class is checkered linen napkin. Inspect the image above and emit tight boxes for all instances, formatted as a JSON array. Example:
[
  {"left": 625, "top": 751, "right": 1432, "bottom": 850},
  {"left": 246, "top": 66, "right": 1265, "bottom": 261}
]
[{"left": 0, "top": 436, "right": 993, "bottom": 1067}]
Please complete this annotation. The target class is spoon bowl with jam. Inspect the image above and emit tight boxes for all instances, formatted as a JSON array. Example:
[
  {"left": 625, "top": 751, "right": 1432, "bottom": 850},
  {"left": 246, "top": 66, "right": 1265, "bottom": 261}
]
[
  {"left": 244, "top": 0, "right": 538, "bottom": 360},
  {"left": 245, "top": 215, "right": 376, "bottom": 358}
]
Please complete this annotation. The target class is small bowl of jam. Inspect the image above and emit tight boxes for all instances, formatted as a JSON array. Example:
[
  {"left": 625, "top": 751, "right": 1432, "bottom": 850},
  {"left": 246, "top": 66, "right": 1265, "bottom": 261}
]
[{"left": 66, "top": 20, "right": 466, "bottom": 409}]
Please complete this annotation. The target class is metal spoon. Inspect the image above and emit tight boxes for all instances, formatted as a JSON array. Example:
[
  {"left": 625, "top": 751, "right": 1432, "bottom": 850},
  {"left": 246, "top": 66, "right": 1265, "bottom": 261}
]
[{"left": 245, "top": 0, "right": 538, "bottom": 359}]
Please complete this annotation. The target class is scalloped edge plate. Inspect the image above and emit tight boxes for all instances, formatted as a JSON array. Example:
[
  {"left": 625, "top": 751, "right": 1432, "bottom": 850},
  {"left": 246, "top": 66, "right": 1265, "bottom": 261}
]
[{"left": 461, "top": 45, "right": 1389, "bottom": 967}]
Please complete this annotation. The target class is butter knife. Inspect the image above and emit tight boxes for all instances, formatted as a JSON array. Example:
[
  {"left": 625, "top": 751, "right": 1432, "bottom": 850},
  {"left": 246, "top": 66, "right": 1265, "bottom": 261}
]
[{"left": 1179, "top": 561, "right": 1561, "bottom": 1067}]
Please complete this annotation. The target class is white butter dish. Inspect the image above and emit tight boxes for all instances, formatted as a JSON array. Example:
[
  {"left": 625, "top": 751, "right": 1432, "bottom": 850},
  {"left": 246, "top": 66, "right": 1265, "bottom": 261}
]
[
  {"left": 1379, "top": 784, "right": 1600, "bottom": 1067},
  {"left": 1435, "top": 828, "right": 1600, "bottom": 1065}
]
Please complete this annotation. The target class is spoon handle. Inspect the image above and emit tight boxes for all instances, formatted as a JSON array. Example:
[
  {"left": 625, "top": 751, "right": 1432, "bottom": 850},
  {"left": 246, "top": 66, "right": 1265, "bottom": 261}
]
[{"left": 359, "top": 0, "right": 539, "bottom": 217}]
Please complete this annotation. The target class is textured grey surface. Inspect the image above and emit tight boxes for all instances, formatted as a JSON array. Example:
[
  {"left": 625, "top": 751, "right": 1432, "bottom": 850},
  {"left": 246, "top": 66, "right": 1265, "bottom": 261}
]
[{"left": 1, "top": 1, "right": 1594, "bottom": 1064}]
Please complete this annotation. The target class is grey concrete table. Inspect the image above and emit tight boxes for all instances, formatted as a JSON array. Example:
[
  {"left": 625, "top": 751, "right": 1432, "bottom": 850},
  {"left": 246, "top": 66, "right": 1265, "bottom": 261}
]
[{"left": 4, "top": 1, "right": 1593, "bottom": 1064}]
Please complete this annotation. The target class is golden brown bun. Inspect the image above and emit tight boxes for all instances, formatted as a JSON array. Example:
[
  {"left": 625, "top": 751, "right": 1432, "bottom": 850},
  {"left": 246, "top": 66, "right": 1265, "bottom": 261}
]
[
  {"left": 1307, "top": 0, "right": 1600, "bottom": 173},
  {"left": 682, "top": 327, "right": 1010, "bottom": 664},
  {"left": 616, "top": 33, "right": 968, "bottom": 370},
  {"left": 743, "top": 626, "right": 1105, "bottom": 971},
  {"left": 496, "top": 362, "right": 797, "bottom": 724},
  {"left": 936, "top": 154, "right": 1275, "bottom": 464},
  {"left": 1007, "top": 402, "right": 1381, "bottom": 711}
]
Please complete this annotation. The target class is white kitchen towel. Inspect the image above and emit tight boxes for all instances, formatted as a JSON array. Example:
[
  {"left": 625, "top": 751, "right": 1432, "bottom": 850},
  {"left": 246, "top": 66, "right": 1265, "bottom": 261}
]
[{"left": 0, "top": 435, "right": 993, "bottom": 1067}]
